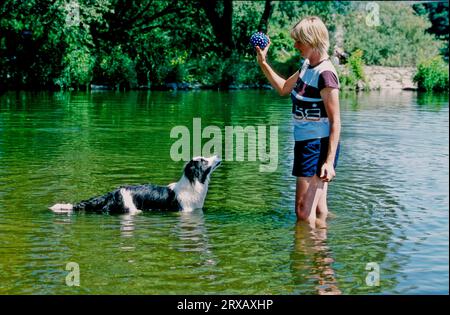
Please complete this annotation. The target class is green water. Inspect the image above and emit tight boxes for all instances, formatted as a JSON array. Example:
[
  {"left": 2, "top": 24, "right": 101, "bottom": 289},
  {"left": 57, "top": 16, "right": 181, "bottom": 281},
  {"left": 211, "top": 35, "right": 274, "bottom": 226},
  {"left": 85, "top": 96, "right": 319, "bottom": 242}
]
[{"left": 0, "top": 90, "right": 448, "bottom": 294}]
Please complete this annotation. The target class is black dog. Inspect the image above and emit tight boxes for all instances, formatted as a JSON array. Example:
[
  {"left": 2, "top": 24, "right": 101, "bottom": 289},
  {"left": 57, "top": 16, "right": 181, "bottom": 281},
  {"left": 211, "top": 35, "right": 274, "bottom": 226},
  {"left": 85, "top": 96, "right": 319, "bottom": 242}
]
[{"left": 49, "top": 156, "right": 221, "bottom": 214}]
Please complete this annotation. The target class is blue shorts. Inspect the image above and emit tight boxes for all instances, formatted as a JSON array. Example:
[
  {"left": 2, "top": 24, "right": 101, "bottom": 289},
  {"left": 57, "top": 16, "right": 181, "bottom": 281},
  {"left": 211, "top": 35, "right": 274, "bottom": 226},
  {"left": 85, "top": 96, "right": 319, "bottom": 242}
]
[{"left": 292, "top": 137, "right": 340, "bottom": 177}]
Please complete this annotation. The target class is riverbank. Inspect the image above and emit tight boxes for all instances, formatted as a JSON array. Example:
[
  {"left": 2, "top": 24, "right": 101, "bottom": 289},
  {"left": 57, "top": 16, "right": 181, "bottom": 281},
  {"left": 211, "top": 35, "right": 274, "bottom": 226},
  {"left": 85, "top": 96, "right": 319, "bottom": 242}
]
[
  {"left": 0, "top": 66, "right": 419, "bottom": 93},
  {"left": 362, "top": 66, "right": 417, "bottom": 91},
  {"left": 133, "top": 66, "right": 419, "bottom": 92}
]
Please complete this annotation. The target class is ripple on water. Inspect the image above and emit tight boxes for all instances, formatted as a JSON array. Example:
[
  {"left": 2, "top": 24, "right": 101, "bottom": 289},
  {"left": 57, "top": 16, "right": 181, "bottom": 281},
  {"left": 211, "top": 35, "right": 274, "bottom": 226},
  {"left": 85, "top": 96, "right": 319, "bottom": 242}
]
[{"left": 0, "top": 91, "right": 448, "bottom": 294}]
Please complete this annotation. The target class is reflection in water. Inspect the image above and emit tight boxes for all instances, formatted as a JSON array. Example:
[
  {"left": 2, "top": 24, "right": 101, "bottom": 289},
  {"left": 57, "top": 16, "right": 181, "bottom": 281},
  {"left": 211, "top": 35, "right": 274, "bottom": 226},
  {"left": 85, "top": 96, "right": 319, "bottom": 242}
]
[
  {"left": 52, "top": 213, "right": 75, "bottom": 226},
  {"left": 119, "top": 214, "right": 137, "bottom": 254},
  {"left": 120, "top": 214, "right": 136, "bottom": 238},
  {"left": 291, "top": 221, "right": 341, "bottom": 295},
  {"left": 172, "top": 210, "right": 217, "bottom": 267},
  {"left": 416, "top": 92, "right": 449, "bottom": 110}
]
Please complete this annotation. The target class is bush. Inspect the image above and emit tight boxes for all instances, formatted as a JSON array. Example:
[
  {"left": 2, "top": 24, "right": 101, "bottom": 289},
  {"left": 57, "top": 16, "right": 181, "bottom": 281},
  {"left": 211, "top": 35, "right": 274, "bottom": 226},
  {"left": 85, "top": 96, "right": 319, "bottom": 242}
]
[
  {"left": 414, "top": 56, "right": 449, "bottom": 91},
  {"left": 338, "top": 49, "right": 367, "bottom": 90},
  {"left": 348, "top": 49, "right": 365, "bottom": 81},
  {"left": 56, "top": 47, "right": 95, "bottom": 89},
  {"left": 99, "top": 46, "right": 137, "bottom": 89}
]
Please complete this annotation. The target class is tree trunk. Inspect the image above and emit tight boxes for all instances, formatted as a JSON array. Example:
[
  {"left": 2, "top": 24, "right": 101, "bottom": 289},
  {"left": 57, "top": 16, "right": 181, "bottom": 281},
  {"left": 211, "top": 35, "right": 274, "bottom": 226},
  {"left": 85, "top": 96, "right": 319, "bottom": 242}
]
[
  {"left": 258, "top": 0, "right": 273, "bottom": 33},
  {"left": 199, "top": 0, "right": 233, "bottom": 56}
]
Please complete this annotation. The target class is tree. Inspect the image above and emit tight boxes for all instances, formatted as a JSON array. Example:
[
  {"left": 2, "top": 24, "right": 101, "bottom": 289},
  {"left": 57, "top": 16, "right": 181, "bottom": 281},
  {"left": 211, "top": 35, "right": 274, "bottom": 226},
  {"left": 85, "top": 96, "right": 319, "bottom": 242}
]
[
  {"left": 0, "top": 0, "right": 447, "bottom": 90},
  {"left": 413, "top": 1, "right": 449, "bottom": 60},
  {"left": 199, "top": 0, "right": 233, "bottom": 56},
  {"left": 343, "top": 2, "right": 441, "bottom": 66}
]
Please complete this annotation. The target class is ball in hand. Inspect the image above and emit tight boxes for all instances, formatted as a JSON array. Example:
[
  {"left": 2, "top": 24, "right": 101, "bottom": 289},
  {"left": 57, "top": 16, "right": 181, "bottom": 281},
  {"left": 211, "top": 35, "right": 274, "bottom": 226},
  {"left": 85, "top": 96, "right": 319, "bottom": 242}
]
[{"left": 249, "top": 32, "right": 269, "bottom": 50}]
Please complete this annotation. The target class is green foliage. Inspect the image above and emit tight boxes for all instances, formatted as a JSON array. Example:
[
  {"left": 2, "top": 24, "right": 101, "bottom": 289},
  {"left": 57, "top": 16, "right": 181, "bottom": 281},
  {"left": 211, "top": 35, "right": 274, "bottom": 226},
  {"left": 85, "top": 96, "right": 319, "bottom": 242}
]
[
  {"left": 0, "top": 0, "right": 447, "bottom": 91},
  {"left": 99, "top": 46, "right": 137, "bottom": 88},
  {"left": 348, "top": 49, "right": 365, "bottom": 81},
  {"left": 413, "top": 56, "right": 449, "bottom": 92},
  {"left": 343, "top": 2, "right": 441, "bottom": 66},
  {"left": 414, "top": 2, "right": 449, "bottom": 60},
  {"left": 338, "top": 49, "right": 367, "bottom": 90},
  {"left": 232, "top": 1, "right": 266, "bottom": 55},
  {"left": 56, "top": 47, "right": 95, "bottom": 89}
]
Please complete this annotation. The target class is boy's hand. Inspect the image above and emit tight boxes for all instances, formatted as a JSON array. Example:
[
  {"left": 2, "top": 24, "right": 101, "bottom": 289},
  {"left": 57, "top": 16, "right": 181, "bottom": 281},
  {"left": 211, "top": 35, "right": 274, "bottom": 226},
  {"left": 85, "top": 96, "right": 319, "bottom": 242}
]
[
  {"left": 320, "top": 162, "right": 336, "bottom": 182},
  {"left": 256, "top": 37, "right": 271, "bottom": 64}
]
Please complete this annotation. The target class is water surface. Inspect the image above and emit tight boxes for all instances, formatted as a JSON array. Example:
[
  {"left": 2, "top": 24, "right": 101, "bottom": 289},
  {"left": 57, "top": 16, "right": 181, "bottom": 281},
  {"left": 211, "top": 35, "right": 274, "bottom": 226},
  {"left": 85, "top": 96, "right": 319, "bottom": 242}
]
[{"left": 0, "top": 90, "right": 448, "bottom": 294}]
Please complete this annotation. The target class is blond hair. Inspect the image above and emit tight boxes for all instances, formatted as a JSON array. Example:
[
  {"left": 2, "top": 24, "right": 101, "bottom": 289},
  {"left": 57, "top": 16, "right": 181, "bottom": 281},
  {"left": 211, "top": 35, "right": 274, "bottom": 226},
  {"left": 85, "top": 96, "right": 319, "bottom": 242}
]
[{"left": 290, "top": 16, "right": 330, "bottom": 56}]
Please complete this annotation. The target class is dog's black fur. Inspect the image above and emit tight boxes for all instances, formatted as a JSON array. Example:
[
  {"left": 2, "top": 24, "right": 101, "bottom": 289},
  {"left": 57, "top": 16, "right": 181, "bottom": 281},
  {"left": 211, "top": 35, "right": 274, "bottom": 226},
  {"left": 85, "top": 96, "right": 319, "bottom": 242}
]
[
  {"left": 72, "top": 184, "right": 181, "bottom": 214},
  {"left": 49, "top": 156, "right": 221, "bottom": 214}
]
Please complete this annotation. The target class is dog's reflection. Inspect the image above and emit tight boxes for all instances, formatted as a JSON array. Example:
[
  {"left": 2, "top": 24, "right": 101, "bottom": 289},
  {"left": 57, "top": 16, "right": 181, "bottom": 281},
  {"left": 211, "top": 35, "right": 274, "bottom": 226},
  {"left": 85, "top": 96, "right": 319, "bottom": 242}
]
[
  {"left": 173, "top": 210, "right": 217, "bottom": 268},
  {"left": 174, "top": 211, "right": 211, "bottom": 252},
  {"left": 118, "top": 210, "right": 216, "bottom": 266},
  {"left": 119, "top": 214, "right": 139, "bottom": 256},
  {"left": 120, "top": 214, "right": 136, "bottom": 238},
  {"left": 291, "top": 221, "right": 341, "bottom": 295}
]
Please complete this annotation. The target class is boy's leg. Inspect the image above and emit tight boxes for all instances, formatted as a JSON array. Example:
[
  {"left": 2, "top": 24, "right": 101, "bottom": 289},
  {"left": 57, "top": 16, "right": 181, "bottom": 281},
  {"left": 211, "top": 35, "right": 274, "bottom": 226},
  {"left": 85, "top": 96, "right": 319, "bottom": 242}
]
[
  {"left": 295, "top": 175, "right": 325, "bottom": 228},
  {"left": 316, "top": 182, "right": 329, "bottom": 228}
]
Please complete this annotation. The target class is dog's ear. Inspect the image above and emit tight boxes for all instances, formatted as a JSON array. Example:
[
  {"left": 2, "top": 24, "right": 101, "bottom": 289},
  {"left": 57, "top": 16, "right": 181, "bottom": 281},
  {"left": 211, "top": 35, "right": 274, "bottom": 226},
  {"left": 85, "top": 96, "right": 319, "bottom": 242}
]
[{"left": 184, "top": 160, "right": 201, "bottom": 183}]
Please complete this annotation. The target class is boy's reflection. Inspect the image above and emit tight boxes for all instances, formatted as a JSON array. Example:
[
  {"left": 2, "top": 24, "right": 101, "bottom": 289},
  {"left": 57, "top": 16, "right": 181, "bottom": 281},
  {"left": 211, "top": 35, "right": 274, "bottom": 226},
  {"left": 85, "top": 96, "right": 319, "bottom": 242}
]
[{"left": 291, "top": 221, "right": 341, "bottom": 295}]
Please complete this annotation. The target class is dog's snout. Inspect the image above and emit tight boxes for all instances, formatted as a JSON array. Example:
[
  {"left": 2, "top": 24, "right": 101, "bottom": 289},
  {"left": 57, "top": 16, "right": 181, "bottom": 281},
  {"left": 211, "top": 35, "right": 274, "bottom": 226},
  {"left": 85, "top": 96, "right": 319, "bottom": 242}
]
[
  {"left": 210, "top": 156, "right": 222, "bottom": 170},
  {"left": 212, "top": 155, "right": 222, "bottom": 167}
]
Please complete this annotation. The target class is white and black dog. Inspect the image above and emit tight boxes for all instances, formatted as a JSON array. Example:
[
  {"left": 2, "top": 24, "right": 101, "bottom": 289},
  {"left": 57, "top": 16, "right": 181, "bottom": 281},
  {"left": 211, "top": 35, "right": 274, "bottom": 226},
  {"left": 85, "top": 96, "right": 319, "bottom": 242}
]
[{"left": 49, "top": 156, "right": 221, "bottom": 214}]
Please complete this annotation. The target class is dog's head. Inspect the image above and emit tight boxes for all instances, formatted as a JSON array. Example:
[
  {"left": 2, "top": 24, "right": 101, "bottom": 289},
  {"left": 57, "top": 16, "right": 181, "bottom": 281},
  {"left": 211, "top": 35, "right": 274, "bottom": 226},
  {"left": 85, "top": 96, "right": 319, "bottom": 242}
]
[{"left": 184, "top": 155, "right": 221, "bottom": 184}]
